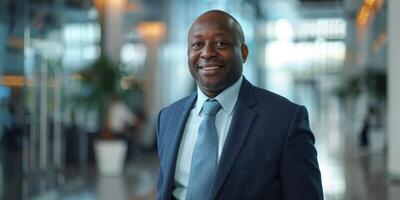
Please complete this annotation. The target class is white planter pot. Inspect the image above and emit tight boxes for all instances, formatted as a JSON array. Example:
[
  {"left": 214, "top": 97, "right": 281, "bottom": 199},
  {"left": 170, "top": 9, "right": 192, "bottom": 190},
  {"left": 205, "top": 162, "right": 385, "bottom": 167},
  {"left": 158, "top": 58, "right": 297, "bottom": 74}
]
[{"left": 94, "top": 139, "right": 127, "bottom": 176}]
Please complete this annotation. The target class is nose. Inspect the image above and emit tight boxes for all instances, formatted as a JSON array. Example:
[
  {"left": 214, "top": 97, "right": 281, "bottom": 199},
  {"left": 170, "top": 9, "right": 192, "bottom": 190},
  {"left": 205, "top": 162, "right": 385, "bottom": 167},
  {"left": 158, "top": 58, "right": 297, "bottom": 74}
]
[{"left": 200, "top": 42, "right": 216, "bottom": 60}]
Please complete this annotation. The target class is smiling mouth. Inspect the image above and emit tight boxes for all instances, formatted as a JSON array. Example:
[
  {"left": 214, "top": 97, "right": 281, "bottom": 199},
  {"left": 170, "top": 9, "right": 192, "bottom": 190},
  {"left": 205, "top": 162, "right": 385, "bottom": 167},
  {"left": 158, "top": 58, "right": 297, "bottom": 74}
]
[{"left": 197, "top": 64, "right": 223, "bottom": 70}]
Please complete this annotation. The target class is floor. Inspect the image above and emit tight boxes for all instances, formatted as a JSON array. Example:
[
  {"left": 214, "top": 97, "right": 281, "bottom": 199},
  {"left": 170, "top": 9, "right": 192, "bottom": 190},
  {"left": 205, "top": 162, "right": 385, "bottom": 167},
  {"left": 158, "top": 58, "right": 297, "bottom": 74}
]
[{"left": 58, "top": 154, "right": 159, "bottom": 200}]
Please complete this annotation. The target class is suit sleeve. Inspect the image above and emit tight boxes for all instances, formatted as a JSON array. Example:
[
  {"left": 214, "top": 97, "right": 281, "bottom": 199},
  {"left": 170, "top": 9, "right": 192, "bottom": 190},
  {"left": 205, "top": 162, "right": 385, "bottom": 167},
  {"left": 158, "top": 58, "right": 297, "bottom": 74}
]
[
  {"left": 279, "top": 106, "right": 323, "bottom": 200},
  {"left": 156, "top": 108, "right": 164, "bottom": 200}
]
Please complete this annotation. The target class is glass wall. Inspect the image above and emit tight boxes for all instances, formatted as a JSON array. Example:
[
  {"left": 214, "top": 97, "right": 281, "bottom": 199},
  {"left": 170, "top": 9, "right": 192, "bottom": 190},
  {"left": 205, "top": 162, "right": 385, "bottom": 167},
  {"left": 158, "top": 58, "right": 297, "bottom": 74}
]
[{"left": 0, "top": 0, "right": 98, "bottom": 199}]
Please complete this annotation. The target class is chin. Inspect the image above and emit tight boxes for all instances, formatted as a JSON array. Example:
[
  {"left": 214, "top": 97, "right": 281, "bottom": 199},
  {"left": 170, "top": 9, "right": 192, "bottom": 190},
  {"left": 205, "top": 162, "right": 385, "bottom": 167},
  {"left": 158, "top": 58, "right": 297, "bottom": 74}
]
[
  {"left": 200, "top": 79, "right": 221, "bottom": 88},
  {"left": 200, "top": 81, "right": 226, "bottom": 94}
]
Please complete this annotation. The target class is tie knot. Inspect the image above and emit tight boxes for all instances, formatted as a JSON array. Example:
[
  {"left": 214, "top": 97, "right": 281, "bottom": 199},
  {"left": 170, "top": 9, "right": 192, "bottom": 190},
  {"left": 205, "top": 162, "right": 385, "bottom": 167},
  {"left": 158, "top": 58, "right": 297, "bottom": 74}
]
[{"left": 202, "top": 100, "right": 221, "bottom": 116}]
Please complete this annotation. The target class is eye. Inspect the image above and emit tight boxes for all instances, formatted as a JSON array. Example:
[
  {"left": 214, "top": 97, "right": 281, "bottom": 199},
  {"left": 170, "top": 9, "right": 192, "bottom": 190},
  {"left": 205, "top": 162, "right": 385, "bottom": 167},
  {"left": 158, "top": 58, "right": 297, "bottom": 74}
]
[
  {"left": 215, "top": 41, "right": 227, "bottom": 47},
  {"left": 191, "top": 41, "right": 203, "bottom": 48}
]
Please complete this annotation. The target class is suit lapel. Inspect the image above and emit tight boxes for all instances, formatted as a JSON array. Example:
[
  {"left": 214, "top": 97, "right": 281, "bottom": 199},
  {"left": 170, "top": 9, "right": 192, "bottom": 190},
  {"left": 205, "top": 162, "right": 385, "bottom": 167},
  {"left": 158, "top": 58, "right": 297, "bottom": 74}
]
[
  {"left": 163, "top": 94, "right": 197, "bottom": 197},
  {"left": 210, "top": 79, "right": 257, "bottom": 199}
]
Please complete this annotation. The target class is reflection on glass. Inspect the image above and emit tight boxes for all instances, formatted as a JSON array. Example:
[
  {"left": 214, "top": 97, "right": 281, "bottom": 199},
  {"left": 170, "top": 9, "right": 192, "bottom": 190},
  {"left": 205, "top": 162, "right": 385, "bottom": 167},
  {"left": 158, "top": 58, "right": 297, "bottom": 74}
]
[
  {"left": 120, "top": 43, "right": 147, "bottom": 74},
  {"left": 63, "top": 23, "right": 101, "bottom": 70}
]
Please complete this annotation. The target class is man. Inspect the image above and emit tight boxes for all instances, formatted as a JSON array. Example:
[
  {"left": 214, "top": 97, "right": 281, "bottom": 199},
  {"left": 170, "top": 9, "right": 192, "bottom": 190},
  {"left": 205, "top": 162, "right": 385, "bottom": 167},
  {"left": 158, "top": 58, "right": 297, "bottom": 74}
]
[{"left": 156, "top": 10, "right": 323, "bottom": 200}]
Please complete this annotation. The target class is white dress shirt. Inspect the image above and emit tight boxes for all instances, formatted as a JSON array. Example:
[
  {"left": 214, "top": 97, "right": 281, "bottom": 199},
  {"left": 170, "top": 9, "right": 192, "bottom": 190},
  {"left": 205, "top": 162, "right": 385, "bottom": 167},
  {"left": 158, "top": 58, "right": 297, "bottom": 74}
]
[{"left": 172, "top": 76, "right": 243, "bottom": 200}]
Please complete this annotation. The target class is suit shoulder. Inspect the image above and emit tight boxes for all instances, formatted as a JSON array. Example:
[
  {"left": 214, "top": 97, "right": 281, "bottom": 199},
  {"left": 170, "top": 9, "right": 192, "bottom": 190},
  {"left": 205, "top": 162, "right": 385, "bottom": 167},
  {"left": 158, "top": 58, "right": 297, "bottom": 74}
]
[
  {"left": 159, "top": 93, "right": 196, "bottom": 115},
  {"left": 253, "top": 86, "right": 300, "bottom": 110}
]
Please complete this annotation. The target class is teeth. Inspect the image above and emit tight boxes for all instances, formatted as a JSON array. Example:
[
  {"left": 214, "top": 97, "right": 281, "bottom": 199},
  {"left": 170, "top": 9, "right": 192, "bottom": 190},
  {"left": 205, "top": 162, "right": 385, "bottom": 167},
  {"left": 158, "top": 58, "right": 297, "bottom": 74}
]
[{"left": 201, "top": 66, "right": 220, "bottom": 70}]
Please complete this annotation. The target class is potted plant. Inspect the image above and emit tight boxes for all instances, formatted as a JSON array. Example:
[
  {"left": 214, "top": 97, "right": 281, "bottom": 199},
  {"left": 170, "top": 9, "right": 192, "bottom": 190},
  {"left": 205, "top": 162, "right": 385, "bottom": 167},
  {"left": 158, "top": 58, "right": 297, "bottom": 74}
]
[{"left": 76, "top": 54, "right": 128, "bottom": 176}]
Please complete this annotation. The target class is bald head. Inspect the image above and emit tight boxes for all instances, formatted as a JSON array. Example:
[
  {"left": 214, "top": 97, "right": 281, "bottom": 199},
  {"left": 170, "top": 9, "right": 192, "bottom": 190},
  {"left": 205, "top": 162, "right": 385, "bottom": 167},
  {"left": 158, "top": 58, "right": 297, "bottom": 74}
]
[{"left": 189, "top": 10, "right": 245, "bottom": 44}]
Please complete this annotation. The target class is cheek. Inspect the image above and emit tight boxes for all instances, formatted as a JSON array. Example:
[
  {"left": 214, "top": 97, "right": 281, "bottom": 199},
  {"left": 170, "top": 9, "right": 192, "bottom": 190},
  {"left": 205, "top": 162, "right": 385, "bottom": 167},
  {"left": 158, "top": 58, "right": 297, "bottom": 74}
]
[
  {"left": 227, "top": 52, "right": 243, "bottom": 65},
  {"left": 188, "top": 52, "right": 199, "bottom": 65}
]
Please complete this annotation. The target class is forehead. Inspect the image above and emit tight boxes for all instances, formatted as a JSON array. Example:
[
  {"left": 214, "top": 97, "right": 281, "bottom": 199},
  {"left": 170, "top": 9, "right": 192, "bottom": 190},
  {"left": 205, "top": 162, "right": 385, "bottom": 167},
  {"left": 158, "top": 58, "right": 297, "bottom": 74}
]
[{"left": 188, "top": 14, "right": 237, "bottom": 39}]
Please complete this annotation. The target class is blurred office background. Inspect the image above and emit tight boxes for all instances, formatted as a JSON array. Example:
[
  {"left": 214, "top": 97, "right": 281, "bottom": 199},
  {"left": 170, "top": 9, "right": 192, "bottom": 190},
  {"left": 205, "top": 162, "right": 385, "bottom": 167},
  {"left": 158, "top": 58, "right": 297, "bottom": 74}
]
[{"left": 1, "top": 0, "right": 400, "bottom": 199}]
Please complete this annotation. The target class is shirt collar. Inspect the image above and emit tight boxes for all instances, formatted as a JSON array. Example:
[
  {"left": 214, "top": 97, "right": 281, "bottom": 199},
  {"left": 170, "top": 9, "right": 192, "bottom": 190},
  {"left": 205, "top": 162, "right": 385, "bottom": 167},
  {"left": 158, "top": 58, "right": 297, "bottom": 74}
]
[{"left": 195, "top": 76, "right": 243, "bottom": 116}]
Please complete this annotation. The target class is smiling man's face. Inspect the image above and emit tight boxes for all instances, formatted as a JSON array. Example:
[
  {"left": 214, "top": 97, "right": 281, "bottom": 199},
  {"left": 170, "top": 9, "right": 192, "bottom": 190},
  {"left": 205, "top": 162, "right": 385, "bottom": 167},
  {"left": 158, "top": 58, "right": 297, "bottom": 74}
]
[{"left": 188, "top": 11, "right": 248, "bottom": 98}]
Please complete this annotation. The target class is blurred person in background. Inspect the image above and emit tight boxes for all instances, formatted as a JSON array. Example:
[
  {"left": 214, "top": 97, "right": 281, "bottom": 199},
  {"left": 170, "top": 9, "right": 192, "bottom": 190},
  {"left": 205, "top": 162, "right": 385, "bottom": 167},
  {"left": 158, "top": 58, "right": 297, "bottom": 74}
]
[
  {"left": 108, "top": 96, "right": 138, "bottom": 136},
  {"left": 156, "top": 10, "right": 323, "bottom": 200},
  {"left": 359, "top": 105, "right": 380, "bottom": 148},
  {"left": 1, "top": 103, "right": 23, "bottom": 151},
  {"left": 108, "top": 96, "right": 138, "bottom": 159},
  {"left": 0, "top": 100, "right": 11, "bottom": 144}
]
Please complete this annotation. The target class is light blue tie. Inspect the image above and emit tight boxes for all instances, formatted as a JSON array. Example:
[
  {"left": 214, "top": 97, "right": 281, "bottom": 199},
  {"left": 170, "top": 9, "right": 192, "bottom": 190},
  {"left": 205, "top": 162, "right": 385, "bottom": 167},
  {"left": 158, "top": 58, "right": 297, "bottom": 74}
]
[{"left": 185, "top": 100, "right": 221, "bottom": 200}]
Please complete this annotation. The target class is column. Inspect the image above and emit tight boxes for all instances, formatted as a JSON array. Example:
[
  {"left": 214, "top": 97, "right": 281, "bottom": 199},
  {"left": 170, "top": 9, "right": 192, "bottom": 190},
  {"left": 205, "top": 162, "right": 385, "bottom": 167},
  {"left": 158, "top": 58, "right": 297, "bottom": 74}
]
[
  {"left": 387, "top": 0, "right": 400, "bottom": 180},
  {"left": 104, "top": 0, "right": 125, "bottom": 62},
  {"left": 137, "top": 22, "right": 166, "bottom": 117}
]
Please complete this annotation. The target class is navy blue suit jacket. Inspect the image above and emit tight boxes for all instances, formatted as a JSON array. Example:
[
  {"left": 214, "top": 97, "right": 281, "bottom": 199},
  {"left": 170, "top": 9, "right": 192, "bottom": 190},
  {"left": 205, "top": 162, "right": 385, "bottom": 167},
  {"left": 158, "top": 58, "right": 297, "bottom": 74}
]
[{"left": 156, "top": 78, "right": 323, "bottom": 200}]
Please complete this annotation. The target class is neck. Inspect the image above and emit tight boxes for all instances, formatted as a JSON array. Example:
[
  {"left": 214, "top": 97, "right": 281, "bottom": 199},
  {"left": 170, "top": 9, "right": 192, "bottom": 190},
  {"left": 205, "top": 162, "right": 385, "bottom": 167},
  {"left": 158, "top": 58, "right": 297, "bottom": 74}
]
[
  {"left": 201, "top": 89, "right": 220, "bottom": 99},
  {"left": 199, "top": 84, "right": 229, "bottom": 99}
]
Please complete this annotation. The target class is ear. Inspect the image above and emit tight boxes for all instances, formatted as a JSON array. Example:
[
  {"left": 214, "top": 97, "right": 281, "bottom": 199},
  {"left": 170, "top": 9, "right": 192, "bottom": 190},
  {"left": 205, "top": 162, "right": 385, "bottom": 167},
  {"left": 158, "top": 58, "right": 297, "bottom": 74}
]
[{"left": 241, "top": 44, "right": 249, "bottom": 63}]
